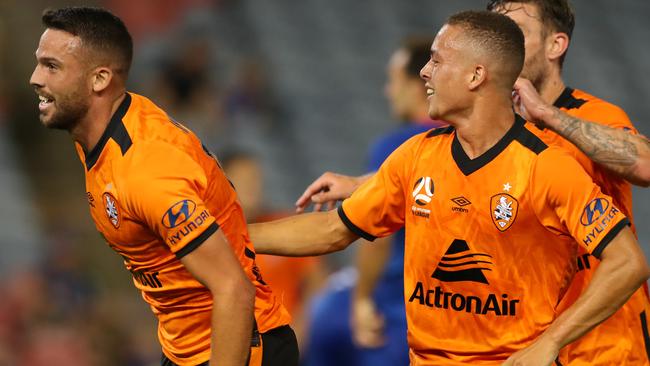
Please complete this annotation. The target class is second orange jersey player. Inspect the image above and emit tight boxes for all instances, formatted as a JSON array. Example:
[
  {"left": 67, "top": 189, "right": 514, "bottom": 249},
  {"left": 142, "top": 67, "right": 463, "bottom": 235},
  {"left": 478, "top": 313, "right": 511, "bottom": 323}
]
[
  {"left": 533, "top": 87, "right": 650, "bottom": 365},
  {"left": 249, "top": 11, "right": 649, "bottom": 366}
]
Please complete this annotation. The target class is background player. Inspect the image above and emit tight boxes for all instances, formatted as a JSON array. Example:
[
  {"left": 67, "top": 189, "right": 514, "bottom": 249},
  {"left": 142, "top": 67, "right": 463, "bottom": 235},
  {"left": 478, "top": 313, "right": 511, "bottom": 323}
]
[
  {"left": 251, "top": 10, "right": 650, "bottom": 365},
  {"left": 29, "top": 7, "right": 296, "bottom": 366},
  {"left": 304, "top": 36, "right": 443, "bottom": 366}
]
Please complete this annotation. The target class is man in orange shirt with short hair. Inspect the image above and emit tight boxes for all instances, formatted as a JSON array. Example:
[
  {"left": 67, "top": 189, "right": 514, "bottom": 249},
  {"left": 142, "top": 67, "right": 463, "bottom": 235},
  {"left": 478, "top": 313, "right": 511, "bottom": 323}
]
[
  {"left": 30, "top": 6, "right": 297, "bottom": 366},
  {"left": 250, "top": 10, "right": 650, "bottom": 365}
]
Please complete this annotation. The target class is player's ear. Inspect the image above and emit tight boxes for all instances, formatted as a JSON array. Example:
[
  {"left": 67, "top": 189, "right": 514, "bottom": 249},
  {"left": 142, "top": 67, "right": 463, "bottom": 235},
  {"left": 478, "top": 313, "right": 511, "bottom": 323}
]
[
  {"left": 91, "top": 66, "right": 113, "bottom": 93},
  {"left": 468, "top": 64, "right": 486, "bottom": 90},
  {"left": 546, "top": 32, "right": 570, "bottom": 63}
]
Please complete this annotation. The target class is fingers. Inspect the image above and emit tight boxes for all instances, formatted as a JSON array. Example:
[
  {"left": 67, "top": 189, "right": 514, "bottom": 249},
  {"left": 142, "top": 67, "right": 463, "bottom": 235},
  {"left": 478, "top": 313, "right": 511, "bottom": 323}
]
[
  {"left": 295, "top": 182, "right": 328, "bottom": 212},
  {"left": 352, "top": 314, "right": 385, "bottom": 348},
  {"left": 295, "top": 173, "right": 334, "bottom": 212}
]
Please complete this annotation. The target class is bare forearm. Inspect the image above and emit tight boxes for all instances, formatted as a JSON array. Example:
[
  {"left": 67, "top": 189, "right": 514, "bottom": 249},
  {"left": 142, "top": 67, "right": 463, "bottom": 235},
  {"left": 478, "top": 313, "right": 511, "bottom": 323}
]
[
  {"left": 541, "top": 234, "right": 649, "bottom": 348},
  {"left": 544, "top": 107, "right": 650, "bottom": 186},
  {"left": 354, "top": 237, "right": 392, "bottom": 300},
  {"left": 250, "top": 210, "right": 357, "bottom": 256},
  {"left": 210, "top": 286, "right": 255, "bottom": 365}
]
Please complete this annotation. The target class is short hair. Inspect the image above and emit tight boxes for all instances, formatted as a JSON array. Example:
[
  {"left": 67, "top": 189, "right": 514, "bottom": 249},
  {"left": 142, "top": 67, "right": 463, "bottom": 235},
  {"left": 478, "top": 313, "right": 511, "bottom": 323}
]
[
  {"left": 42, "top": 7, "right": 133, "bottom": 77},
  {"left": 446, "top": 10, "right": 525, "bottom": 88},
  {"left": 487, "top": 0, "right": 575, "bottom": 65},
  {"left": 400, "top": 36, "right": 434, "bottom": 79}
]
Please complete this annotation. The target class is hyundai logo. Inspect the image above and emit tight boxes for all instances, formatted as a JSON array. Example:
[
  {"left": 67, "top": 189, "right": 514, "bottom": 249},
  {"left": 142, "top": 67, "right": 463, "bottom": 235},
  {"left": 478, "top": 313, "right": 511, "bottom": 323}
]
[
  {"left": 162, "top": 199, "right": 197, "bottom": 228},
  {"left": 580, "top": 198, "right": 609, "bottom": 226}
]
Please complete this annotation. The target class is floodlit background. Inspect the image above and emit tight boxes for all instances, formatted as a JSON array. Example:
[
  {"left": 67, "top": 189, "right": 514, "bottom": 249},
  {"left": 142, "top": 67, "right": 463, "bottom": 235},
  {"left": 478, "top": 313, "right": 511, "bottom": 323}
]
[{"left": 0, "top": 0, "right": 648, "bottom": 365}]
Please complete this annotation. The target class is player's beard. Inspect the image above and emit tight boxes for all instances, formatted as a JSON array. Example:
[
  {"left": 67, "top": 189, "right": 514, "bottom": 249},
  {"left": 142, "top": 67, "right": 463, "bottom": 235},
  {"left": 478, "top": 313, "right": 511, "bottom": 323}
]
[
  {"left": 520, "top": 49, "right": 548, "bottom": 92},
  {"left": 42, "top": 86, "right": 90, "bottom": 131}
]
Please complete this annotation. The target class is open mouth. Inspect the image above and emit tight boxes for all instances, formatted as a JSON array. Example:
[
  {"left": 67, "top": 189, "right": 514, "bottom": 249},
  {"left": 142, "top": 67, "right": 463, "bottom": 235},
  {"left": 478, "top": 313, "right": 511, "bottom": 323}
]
[
  {"left": 38, "top": 95, "right": 54, "bottom": 111},
  {"left": 426, "top": 88, "right": 435, "bottom": 97}
]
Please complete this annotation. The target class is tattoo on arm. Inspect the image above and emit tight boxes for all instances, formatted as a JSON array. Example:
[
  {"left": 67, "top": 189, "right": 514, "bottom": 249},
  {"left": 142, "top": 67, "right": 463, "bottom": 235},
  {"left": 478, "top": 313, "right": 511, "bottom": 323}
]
[{"left": 553, "top": 108, "right": 639, "bottom": 171}]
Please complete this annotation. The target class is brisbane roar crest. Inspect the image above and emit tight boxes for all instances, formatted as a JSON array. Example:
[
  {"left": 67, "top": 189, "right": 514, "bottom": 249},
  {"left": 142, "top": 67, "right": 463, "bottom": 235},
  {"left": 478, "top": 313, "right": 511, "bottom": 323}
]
[
  {"left": 490, "top": 193, "right": 518, "bottom": 232},
  {"left": 103, "top": 192, "right": 120, "bottom": 229}
]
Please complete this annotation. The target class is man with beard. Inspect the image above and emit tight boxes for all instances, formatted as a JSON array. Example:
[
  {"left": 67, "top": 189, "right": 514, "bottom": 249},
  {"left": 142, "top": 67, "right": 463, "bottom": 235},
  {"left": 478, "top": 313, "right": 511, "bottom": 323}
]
[
  {"left": 30, "top": 7, "right": 297, "bottom": 366},
  {"left": 250, "top": 10, "right": 649, "bottom": 365}
]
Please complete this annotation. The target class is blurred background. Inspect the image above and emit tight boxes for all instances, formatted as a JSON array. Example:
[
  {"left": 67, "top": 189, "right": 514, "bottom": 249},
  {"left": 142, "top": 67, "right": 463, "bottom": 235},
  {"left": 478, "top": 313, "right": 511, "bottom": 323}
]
[{"left": 0, "top": 0, "right": 648, "bottom": 365}]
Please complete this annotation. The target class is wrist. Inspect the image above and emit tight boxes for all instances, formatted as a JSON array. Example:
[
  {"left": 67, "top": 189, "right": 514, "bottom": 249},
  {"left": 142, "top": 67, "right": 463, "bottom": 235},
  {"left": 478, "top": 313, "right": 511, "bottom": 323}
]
[{"left": 541, "top": 106, "right": 561, "bottom": 131}]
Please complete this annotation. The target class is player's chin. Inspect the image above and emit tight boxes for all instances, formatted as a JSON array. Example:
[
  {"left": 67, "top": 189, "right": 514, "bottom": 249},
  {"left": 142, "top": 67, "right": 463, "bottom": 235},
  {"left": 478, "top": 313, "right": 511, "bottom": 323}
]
[{"left": 427, "top": 105, "right": 440, "bottom": 120}]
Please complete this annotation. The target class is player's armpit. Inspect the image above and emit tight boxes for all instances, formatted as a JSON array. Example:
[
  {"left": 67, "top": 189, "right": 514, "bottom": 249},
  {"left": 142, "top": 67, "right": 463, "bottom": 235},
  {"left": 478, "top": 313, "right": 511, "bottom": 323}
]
[
  {"left": 250, "top": 208, "right": 359, "bottom": 256},
  {"left": 181, "top": 229, "right": 255, "bottom": 366}
]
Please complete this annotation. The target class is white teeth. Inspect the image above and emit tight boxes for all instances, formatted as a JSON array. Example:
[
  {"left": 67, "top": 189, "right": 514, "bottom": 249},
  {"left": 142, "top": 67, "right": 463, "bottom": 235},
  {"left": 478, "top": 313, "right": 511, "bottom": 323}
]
[
  {"left": 38, "top": 96, "right": 52, "bottom": 103},
  {"left": 426, "top": 89, "right": 435, "bottom": 96}
]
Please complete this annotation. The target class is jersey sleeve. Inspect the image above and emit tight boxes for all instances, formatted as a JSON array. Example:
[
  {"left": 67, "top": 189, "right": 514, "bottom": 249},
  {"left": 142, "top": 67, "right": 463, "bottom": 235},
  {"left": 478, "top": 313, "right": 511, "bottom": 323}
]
[
  {"left": 123, "top": 142, "right": 218, "bottom": 259},
  {"left": 339, "top": 135, "right": 421, "bottom": 241},
  {"left": 530, "top": 147, "right": 630, "bottom": 258}
]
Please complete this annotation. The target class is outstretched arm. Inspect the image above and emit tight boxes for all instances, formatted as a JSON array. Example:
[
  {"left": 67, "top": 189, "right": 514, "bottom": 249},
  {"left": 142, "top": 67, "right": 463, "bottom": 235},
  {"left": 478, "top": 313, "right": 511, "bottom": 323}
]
[
  {"left": 514, "top": 78, "right": 650, "bottom": 187},
  {"left": 295, "top": 172, "right": 373, "bottom": 213},
  {"left": 503, "top": 227, "right": 650, "bottom": 366},
  {"left": 250, "top": 209, "right": 359, "bottom": 256}
]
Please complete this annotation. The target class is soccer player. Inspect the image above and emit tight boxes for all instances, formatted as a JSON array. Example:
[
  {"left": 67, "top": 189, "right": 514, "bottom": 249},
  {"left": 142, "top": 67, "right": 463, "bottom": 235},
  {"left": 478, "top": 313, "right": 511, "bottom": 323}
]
[
  {"left": 29, "top": 7, "right": 297, "bottom": 366},
  {"left": 297, "top": 3, "right": 650, "bottom": 363},
  {"left": 250, "top": 10, "right": 650, "bottom": 365},
  {"left": 304, "top": 37, "right": 443, "bottom": 366},
  {"left": 489, "top": 2, "right": 650, "bottom": 364}
]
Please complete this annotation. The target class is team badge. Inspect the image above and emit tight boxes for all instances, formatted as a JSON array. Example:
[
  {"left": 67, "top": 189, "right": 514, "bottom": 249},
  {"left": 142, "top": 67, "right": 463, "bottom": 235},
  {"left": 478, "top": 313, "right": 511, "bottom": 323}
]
[
  {"left": 490, "top": 193, "right": 518, "bottom": 232},
  {"left": 103, "top": 192, "right": 120, "bottom": 228}
]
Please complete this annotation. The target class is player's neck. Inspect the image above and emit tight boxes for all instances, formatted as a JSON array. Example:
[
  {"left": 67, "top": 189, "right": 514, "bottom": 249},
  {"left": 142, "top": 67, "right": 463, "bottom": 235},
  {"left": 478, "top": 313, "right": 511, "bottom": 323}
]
[
  {"left": 537, "top": 69, "right": 566, "bottom": 106},
  {"left": 71, "top": 92, "right": 127, "bottom": 153},
  {"left": 453, "top": 96, "right": 515, "bottom": 160}
]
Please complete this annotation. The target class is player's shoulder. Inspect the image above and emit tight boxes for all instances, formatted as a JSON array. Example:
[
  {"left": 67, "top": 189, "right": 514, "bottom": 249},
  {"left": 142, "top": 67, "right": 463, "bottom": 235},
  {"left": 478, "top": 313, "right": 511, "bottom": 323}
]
[
  {"left": 123, "top": 92, "right": 200, "bottom": 147},
  {"left": 559, "top": 88, "right": 631, "bottom": 125},
  {"left": 534, "top": 143, "right": 584, "bottom": 178}
]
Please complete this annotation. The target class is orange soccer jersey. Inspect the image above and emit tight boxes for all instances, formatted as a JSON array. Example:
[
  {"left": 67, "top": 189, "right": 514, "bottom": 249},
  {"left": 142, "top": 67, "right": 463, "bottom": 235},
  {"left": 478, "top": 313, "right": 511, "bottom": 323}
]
[
  {"left": 532, "top": 88, "right": 650, "bottom": 365},
  {"left": 339, "top": 115, "right": 630, "bottom": 365},
  {"left": 76, "top": 93, "right": 290, "bottom": 365}
]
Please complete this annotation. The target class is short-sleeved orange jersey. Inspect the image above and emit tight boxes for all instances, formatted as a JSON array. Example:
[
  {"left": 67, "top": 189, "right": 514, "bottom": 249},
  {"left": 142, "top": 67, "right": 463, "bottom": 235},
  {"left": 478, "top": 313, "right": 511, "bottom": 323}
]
[
  {"left": 76, "top": 93, "right": 290, "bottom": 365},
  {"left": 339, "top": 116, "right": 630, "bottom": 365},
  {"left": 532, "top": 88, "right": 649, "bottom": 365}
]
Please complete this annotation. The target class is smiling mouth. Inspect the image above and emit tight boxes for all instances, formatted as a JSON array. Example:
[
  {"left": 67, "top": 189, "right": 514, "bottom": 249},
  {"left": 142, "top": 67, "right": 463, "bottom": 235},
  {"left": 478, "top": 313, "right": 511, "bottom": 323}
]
[
  {"left": 38, "top": 94, "right": 54, "bottom": 110},
  {"left": 426, "top": 88, "right": 435, "bottom": 97}
]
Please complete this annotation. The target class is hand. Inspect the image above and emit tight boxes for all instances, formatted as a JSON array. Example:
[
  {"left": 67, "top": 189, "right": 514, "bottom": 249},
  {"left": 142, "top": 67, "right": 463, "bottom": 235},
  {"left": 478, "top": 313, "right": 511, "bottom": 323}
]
[
  {"left": 295, "top": 172, "right": 365, "bottom": 213},
  {"left": 502, "top": 336, "right": 560, "bottom": 366},
  {"left": 512, "top": 78, "right": 555, "bottom": 129},
  {"left": 351, "top": 297, "right": 385, "bottom": 348}
]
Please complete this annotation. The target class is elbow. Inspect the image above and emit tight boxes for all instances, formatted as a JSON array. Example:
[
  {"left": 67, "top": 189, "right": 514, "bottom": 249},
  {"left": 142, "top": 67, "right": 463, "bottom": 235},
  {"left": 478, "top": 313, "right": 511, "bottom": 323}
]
[
  {"left": 213, "top": 275, "right": 256, "bottom": 308},
  {"left": 328, "top": 236, "right": 353, "bottom": 253},
  {"left": 628, "top": 258, "right": 650, "bottom": 289},
  {"left": 630, "top": 162, "right": 650, "bottom": 187}
]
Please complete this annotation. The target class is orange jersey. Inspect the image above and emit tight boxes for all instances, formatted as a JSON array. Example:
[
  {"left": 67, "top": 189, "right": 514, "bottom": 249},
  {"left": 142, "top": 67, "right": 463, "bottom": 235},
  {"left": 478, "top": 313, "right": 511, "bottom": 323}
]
[
  {"left": 76, "top": 93, "right": 290, "bottom": 365},
  {"left": 532, "top": 88, "right": 649, "bottom": 365},
  {"left": 339, "top": 116, "right": 630, "bottom": 365}
]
